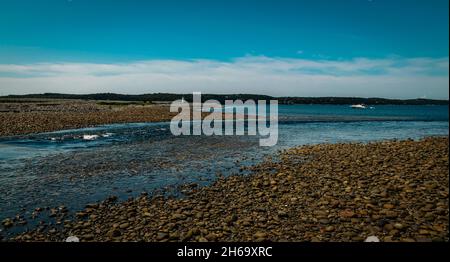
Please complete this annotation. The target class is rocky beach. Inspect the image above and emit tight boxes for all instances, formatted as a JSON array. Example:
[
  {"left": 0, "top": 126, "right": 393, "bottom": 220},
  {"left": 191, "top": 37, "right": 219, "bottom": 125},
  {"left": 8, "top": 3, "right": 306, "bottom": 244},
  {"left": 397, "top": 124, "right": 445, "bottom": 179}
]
[
  {"left": 1, "top": 1, "right": 449, "bottom": 259},
  {"left": 0, "top": 100, "right": 175, "bottom": 137},
  {"left": 7, "top": 136, "right": 448, "bottom": 242}
]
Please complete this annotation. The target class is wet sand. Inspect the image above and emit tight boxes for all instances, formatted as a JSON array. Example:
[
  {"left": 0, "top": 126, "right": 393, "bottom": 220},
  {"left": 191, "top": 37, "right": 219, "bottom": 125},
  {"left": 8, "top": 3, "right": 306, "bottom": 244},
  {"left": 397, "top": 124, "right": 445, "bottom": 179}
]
[{"left": 8, "top": 137, "right": 449, "bottom": 242}]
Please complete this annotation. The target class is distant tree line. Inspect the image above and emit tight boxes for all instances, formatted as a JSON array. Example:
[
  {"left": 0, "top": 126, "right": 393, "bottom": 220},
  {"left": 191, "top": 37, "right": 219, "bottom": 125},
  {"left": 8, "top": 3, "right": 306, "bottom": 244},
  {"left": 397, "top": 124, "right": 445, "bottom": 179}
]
[
  {"left": 277, "top": 97, "right": 449, "bottom": 105},
  {"left": 1, "top": 93, "right": 448, "bottom": 105}
]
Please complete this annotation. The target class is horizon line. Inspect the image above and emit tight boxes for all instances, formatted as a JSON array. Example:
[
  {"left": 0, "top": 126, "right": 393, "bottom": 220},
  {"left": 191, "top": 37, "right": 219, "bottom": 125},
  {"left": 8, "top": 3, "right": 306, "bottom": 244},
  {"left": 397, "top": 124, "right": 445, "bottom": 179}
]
[{"left": 1, "top": 92, "right": 448, "bottom": 102}]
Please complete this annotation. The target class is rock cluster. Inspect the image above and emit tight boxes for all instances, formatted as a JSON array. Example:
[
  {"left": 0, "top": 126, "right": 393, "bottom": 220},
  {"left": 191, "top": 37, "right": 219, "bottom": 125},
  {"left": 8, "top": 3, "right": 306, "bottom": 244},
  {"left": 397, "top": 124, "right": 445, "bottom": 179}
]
[{"left": 10, "top": 137, "right": 449, "bottom": 242}]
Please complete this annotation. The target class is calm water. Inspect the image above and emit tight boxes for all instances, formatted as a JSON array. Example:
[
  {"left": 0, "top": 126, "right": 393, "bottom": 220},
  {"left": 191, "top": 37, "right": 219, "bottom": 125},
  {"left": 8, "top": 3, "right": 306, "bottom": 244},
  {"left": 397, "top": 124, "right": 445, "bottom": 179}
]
[{"left": 0, "top": 104, "right": 448, "bottom": 236}]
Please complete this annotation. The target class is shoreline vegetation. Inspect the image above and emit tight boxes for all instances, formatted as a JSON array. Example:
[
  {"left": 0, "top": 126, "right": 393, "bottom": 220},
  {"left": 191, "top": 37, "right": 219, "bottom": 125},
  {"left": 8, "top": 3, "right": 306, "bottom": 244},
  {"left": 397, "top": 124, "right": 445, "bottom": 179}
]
[
  {"left": 1, "top": 93, "right": 449, "bottom": 105},
  {"left": 6, "top": 136, "right": 449, "bottom": 242}
]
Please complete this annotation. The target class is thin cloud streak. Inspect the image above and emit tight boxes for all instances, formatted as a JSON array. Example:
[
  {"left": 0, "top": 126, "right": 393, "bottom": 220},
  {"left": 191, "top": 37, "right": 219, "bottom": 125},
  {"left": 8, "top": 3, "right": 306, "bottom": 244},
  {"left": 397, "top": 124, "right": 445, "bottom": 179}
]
[{"left": 0, "top": 56, "right": 448, "bottom": 99}]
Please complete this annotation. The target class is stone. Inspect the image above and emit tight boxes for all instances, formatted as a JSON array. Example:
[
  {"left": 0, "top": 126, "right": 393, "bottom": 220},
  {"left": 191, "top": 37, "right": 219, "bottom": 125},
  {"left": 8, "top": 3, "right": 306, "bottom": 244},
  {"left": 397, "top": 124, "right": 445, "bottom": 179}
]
[
  {"left": 383, "top": 204, "right": 395, "bottom": 209},
  {"left": 172, "top": 213, "right": 186, "bottom": 220},
  {"left": 277, "top": 211, "right": 288, "bottom": 218},
  {"left": 254, "top": 232, "right": 267, "bottom": 239},
  {"left": 205, "top": 233, "right": 217, "bottom": 241},
  {"left": 339, "top": 210, "right": 355, "bottom": 218},
  {"left": 107, "top": 229, "right": 121, "bottom": 237},
  {"left": 325, "top": 226, "right": 335, "bottom": 232},
  {"left": 49, "top": 208, "right": 58, "bottom": 217},
  {"left": 2, "top": 218, "right": 13, "bottom": 228},
  {"left": 400, "top": 238, "right": 416, "bottom": 242},
  {"left": 383, "top": 224, "right": 394, "bottom": 231},
  {"left": 65, "top": 236, "right": 79, "bottom": 242},
  {"left": 76, "top": 212, "right": 88, "bottom": 218},
  {"left": 319, "top": 219, "right": 329, "bottom": 224},
  {"left": 119, "top": 222, "right": 129, "bottom": 229},
  {"left": 156, "top": 232, "right": 168, "bottom": 240},
  {"left": 169, "top": 232, "right": 180, "bottom": 240},
  {"left": 225, "top": 214, "right": 237, "bottom": 223},
  {"left": 198, "top": 237, "right": 208, "bottom": 242},
  {"left": 385, "top": 211, "right": 398, "bottom": 218},
  {"left": 393, "top": 223, "right": 404, "bottom": 230},
  {"left": 82, "top": 234, "right": 94, "bottom": 240},
  {"left": 419, "top": 229, "right": 429, "bottom": 235},
  {"left": 364, "top": 236, "right": 380, "bottom": 242},
  {"left": 182, "top": 230, "right": 193, "bottom": 241}
]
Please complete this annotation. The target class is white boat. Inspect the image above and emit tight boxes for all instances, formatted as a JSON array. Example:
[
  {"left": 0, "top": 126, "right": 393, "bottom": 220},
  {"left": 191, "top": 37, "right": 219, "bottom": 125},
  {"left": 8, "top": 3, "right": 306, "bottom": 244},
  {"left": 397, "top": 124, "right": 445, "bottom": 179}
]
[
  {"left": 82, "top": 134, "right": 99, "bottom": 140},
  {"left": 350, "top": 104, "right": 367, "bottom": 109}
]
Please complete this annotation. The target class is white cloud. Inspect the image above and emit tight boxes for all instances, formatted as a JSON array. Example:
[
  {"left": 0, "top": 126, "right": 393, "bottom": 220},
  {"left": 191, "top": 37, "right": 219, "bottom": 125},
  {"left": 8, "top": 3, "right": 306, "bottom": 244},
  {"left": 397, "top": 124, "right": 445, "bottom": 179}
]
[{"left": 0, "top": 56, "right": 448, "bottom": 99}]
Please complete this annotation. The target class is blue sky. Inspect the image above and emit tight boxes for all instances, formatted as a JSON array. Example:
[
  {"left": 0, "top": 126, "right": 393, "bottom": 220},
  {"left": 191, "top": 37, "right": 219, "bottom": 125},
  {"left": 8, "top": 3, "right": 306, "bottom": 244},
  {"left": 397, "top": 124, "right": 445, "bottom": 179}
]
[{"left": 0, "top": 0, "right": 448, "bottom": 98}]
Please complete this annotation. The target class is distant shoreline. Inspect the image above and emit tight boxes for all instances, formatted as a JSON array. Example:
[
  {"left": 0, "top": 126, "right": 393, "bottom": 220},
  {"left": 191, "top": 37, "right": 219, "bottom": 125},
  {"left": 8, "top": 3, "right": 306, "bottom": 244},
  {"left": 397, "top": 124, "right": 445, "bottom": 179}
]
[
  {"left": 0, "top": 98, "right": 448, "bottom": 137},
  {"left": 1, "top": 93, "right": 448, "bottom": 105}
]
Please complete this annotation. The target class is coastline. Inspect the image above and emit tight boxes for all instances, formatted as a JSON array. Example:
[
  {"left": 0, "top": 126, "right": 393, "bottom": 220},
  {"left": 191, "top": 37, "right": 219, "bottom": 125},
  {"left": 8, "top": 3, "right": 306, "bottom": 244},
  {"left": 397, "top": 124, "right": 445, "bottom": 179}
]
[
  {"left": 7, "top": 136, "right": 449, "bottom": 242},
  {"left": 0, "top": 100, "right": 175, "bottom": 137},
  {"left": 0, "top": 100, "right": 237, "bottom": 137}
]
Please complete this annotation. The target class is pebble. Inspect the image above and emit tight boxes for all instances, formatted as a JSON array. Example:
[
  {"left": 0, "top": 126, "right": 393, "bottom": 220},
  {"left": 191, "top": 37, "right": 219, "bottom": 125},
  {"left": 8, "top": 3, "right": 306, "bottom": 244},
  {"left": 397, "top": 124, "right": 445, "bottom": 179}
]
[
  {"left": 394, "top": 223, "right": 404, "bottom": 230},
  {"left": 2, "top": 218, "right": 13, "bottom": 228},
  {"left": 324, "top": 226, "right": 335, "bottom": 232},
  {"left": 277, "top": 211, "right": 288, "bottom": 218},
  {"left": 364, "top": 236, "right": 380, "bottom": 242},
  {"left": 254, "top": 232, "right": 267, "bottom": 239},
  {"left": 156, "top": 232, "right": 168, "bottom": 240},
  {"left": 119, "top": 223, "right": 129, "bottom": 229},
  {"left": 107, "top": 229, "right": 121, "bottom": 237},
  {"left": 10, "top": 137, "right": 449, "bottom": 242},
  {"left": 82, "top": 234, "right": 94, "bottom": 240},
  {"left": 65, "top": 236, "right": 79, "bottom": 242}
]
